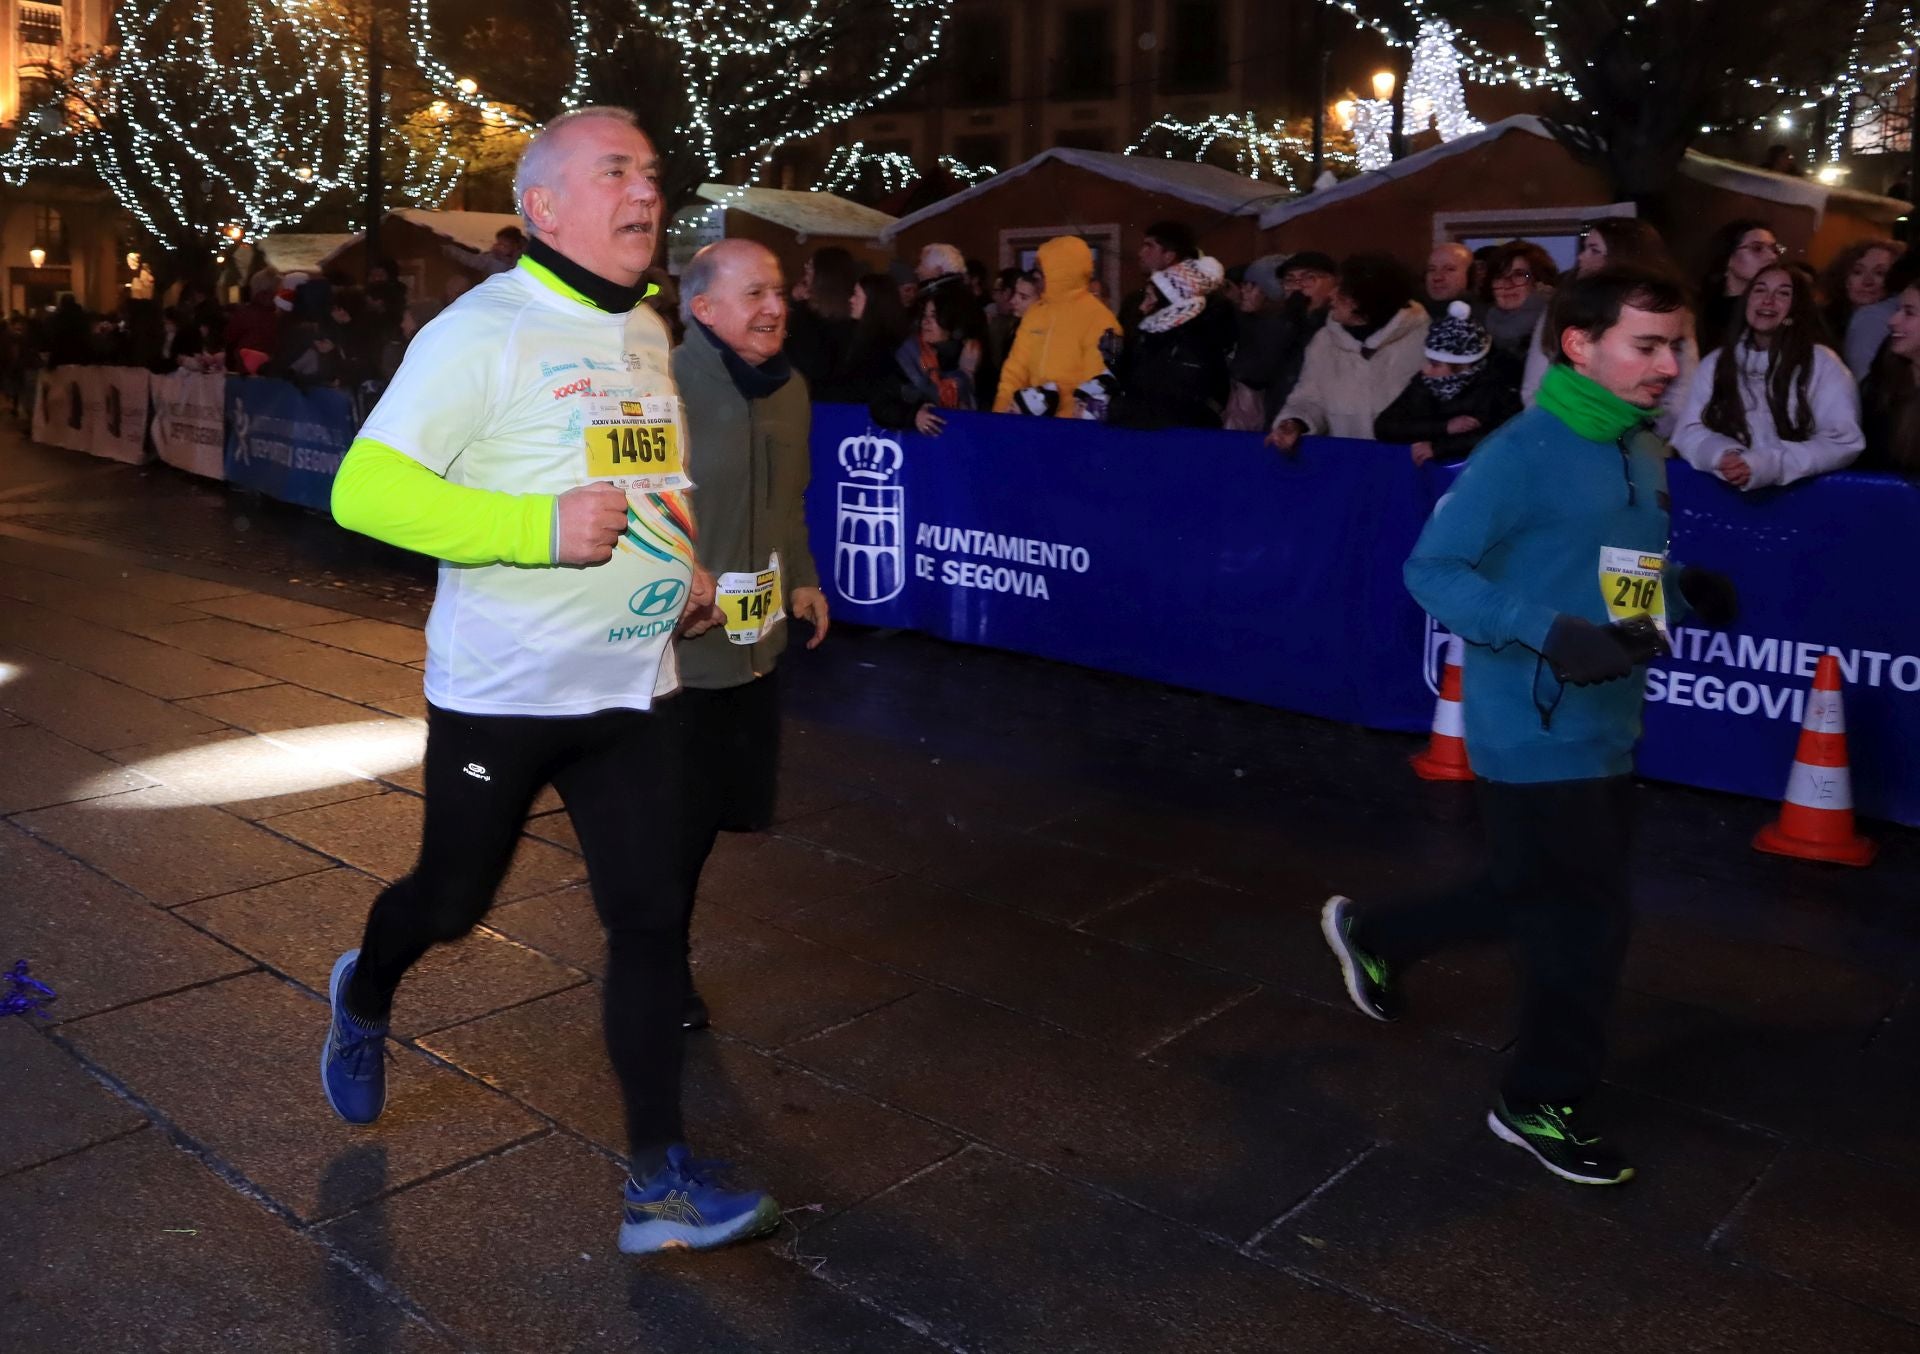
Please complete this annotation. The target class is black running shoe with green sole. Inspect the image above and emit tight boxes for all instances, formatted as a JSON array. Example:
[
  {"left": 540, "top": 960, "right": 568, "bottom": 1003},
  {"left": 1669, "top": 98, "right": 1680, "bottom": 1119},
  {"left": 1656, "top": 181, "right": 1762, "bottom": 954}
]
[
  {"left": 1488, "top": 1097, "right": 1635, "bottom": 1186},
  {"left": 1320, "top": 895, "right": 1402, "bottom": 1022}
]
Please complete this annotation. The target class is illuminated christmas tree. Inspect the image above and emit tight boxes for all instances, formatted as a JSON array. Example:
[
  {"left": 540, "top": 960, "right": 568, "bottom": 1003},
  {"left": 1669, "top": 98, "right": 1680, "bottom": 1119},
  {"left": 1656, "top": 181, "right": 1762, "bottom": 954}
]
[{"left": 1, "top": 0, "right": 374, "bottom": 252}]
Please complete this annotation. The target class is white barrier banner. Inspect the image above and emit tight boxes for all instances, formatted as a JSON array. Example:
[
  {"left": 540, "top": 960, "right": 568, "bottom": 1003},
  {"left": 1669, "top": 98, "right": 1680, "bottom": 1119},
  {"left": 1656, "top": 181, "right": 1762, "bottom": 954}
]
[
  {"left": 151, "top": 370, "right": 226, "bottom": 480},
  {"left": 89, "top": 366, "right": 151, "bottom": 464},
  {"left": 31, "top": 367, "right": 88, "bottom": 452},
  {"left": 30, "top": 366, "right": 151, "bottom": 463}
]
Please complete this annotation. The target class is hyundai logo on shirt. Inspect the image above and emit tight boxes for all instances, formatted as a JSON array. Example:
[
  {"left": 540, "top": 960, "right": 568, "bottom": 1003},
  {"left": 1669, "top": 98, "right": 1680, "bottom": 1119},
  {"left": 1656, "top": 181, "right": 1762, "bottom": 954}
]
[{"left": 628, "top": 578, "right": 686, "bottom": 617}]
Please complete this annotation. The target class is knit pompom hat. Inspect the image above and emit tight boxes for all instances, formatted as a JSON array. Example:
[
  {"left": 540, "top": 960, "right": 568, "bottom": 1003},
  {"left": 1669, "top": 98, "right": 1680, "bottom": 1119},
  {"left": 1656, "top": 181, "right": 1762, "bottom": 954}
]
[
  {"left": 1424, "top": 300, "right": 1491, "bottom": 364},
  {"left": 1140, "top": 256, "right": 1223, "bottom": 333}
]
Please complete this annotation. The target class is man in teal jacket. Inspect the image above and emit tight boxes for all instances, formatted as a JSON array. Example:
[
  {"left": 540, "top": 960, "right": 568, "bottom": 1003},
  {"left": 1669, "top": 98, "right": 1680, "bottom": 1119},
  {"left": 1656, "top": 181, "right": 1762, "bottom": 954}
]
[{"left": 1321, "top": 266, "right": 1738, "bottom": 1186}]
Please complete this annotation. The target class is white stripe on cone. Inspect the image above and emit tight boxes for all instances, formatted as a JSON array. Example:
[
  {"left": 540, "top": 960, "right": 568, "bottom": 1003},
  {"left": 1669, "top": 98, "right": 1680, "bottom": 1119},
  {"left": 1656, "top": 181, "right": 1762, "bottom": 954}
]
[
  {"left": 1805, "top": 688, "right": 1845, "bottom": 735},
  {"left": 1784, "top": 760, "right": 1854, "bottom": 813},
  {"left": 1430, "top": 634, "right": 1466, "bottom": 737}
]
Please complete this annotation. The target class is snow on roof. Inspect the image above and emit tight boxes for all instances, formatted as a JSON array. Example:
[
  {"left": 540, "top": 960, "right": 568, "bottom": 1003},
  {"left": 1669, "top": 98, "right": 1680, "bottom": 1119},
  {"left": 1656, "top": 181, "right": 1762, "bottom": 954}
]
[
  {"left": 1258, "top": 117, "right": 1560, "bottom": 230},
  {"left": 387, "top": 208, "right": 526, "bottom": 255},
  {"left": 1677, "top": 150, "right": 1910, "bottom": 225},
  {"left": 1257, "top": 115, "right": 1913, "bottom": 231},
  {"left": 695, "top": 184, "right": 897, "bottom": 240},
  {"left": 878, "top": 147, "right": 1288, "bottom": 241},
  {"left": 256, "top": 232, "right": 361, "bottom": 274}
]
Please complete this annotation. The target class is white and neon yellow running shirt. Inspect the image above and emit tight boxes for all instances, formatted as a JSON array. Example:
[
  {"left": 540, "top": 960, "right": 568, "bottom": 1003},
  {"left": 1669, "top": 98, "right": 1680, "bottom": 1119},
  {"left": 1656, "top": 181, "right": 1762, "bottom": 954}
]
[{"left": 350, "top": 257, "right": 693, "bottom": 717}]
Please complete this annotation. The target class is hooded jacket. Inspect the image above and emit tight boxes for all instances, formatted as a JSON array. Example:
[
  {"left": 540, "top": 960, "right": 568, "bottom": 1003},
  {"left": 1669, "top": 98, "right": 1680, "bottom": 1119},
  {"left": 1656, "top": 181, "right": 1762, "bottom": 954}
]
[
  {"left": 1274, "top": 302, "right": 1431, "bottom": 439},
  {"left": 992, "top": 237, "right": 1122, "bottom": 417}
]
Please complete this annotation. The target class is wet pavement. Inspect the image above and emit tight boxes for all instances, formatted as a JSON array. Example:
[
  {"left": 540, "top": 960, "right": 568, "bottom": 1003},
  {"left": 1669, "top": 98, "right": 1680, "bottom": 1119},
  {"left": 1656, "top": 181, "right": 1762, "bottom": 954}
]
[{"left": 3, "top": 431, "right": 1919, "bottom": 1352}]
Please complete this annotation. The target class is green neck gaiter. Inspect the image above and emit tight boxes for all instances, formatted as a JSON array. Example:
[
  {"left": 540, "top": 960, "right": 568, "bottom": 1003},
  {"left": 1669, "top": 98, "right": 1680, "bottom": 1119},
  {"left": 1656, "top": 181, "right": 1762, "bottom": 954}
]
[{"left": 1536, "top": 362, "right": 1654, "bottom": 443}]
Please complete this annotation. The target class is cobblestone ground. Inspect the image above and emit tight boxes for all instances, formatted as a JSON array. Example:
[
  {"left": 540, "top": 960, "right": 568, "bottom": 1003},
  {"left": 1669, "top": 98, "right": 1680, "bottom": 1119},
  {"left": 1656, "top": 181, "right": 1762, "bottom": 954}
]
[{"left": 4, "top": 432, "right": 1919, "bottom": 1353}]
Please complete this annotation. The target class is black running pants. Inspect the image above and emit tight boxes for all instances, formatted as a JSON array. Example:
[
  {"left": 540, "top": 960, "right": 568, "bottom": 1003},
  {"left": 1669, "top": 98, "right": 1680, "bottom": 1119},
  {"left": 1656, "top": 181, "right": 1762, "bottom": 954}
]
[
  {"left": 346, "top": 701, "right": 700, "bottom": 1172},
  {"left": 1354, "top": 775, "right": 1635, "bottom": 1105}
]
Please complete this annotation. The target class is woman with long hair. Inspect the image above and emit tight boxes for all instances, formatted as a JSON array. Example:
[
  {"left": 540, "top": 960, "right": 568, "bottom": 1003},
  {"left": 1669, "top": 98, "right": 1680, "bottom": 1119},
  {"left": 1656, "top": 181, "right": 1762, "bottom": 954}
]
[
  {"left": 871, "top": 285, "right": 982, "bottom": 436},
  {"left": 1672, "top": 262, "right": 1862, "bottom": 490},
  {"left": 1859, "top": 280, "right": 1920, "bottom": 475},
  {"left": 1522, "top": 218, "right": 1678, "bottom": 404},
  {"left": 812, "top": 272, "right": 909, "bottom": 404},
  {"left": 1697, "top": 219, "right": 1784, "bottom": 355},
  {"left": 784, "top": 245, "right": 860, "bottom": 393},
  {"left": 1820, "top": 238, "right": 1903, "bottom": 341}
]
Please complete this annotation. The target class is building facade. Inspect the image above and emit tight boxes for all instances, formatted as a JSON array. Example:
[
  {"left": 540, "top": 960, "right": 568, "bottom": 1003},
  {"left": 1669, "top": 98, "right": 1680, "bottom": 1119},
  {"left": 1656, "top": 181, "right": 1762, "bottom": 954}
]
[
  {"left": 806, "top": 0, "right": 1330, "bottom": 185},
  {"left": 1, "top": 0, "right": 127, "bottom": 314}
]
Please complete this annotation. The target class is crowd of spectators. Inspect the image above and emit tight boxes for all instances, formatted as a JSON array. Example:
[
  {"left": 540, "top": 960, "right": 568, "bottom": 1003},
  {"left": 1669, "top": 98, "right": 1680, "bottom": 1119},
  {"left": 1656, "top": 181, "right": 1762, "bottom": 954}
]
[
  {"left": 0, "top": 225, "right": 531, "bottom": 423},
  {"left": 12, "top": 208, "right": 1920, "bottom": 486},
  {"left": 764, "top": 212, "right": 1920, "bottom": 486}
]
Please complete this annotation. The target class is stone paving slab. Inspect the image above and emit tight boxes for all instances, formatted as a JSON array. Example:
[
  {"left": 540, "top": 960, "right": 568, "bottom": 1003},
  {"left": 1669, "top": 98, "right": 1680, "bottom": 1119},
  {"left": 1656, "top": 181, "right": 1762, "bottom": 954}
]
[
  {"left": 0, "top": 821, "right": 255, "bottom": 1021},
  {"left": 15, "top": 784, "right": 334, "bottom": 907},
  {"left": 0, "top": 643, "right": 228, "bottom": 750},
  {"left": 0, "top": 722, "right": 155, "bottom": 813},
  {"left": 179, "top": 680, "right": 409, "bottom": 735},
  {"left": 0, "top": 556, "right": 215, "bottom": 632},
  {"left": 0, "top": 1022, "right": 145, "bottom": 1177},
  {"left": 151, "top": 616, "right": 424, "bottom": 703},
  {"left": 0, "top": 594, "right": 273, "bottom": 700},
  {"left": 804, "top": 1145, "right": 1462, "bottom": 1354},
  {"left": 320, "top": 1134, "right": 944, "bottom": 1354},
  {"left": 692, "top": 831, "right": 892, "bottom": 921},
  {"left": 1086, "top": 874, "right": 1518, "bottom": 1049},
  {"left": 786, "top": 874, "right": 1258, "bottom": 1054},
  {"left": 291, "top": 616, "right": 429, "bottom": 664},
  {"left": 0, "top": 1131, "right": 455, "bottom": 1352},
  {"left": 421, "top": 985, "right": 962, "bottom": 1219},
  {"left": 1717, "top": 1146, "right": 1920, "bottom": 1325},
  {"left": 0, "top": 530, "right": 249, "bottom": 603},
  {"left": 788, "top": 987, "right": 1357, "bottom": 1240},
  {"left": 61, "top": 972, "right": 545, "bottom": 1223},
  {"left": 101, "top": 729, "right": 390, "bottom": 821},
  {"left": 1277, "top": 1146, "right": 1920, "bottom": 1354},
  {"left": 266, "top": 791, "right": 585, "bottom": 900},
  {"left": 488, "top": 887, "right": 918, "bottom": 1049},
  {"left": 908, "top": 826, "right": 1164, "bottom": 926},
  {"left": 177, "top": 868, "right": 586, "bottom": 1037},
  {"left": 187, "top": 590, "right": 362, "bottom": 630}
]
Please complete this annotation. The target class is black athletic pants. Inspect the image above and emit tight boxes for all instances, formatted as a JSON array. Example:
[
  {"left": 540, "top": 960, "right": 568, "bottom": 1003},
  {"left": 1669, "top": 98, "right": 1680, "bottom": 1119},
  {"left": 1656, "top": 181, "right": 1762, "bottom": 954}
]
[
  {"left": 346, "top": 701, "right": 702, "bottom": 1175},
  {"left": 675, "top": 674, "right": 782, "bottom": 965},
  {"left": 1353, "top": 775, "right": 1635, "bottom": 1105}
]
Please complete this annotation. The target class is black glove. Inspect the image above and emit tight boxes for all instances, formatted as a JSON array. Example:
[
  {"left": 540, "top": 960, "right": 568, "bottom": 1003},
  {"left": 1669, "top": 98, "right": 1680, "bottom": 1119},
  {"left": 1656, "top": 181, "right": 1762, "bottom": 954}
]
[
  {"left": 1678, "top": 565, "right": 1739, "bottom": 628},
  {"left": 1541, "top": 614, "right": 1638, "bottom": 686}
]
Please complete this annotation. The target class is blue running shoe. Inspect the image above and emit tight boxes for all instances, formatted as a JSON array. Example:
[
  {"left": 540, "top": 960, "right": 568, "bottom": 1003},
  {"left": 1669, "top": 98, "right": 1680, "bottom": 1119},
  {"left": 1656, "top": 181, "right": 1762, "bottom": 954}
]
[
  {"left": 618, "top": 1146, "right": 782, "bottom": 1254},
  {"left": 321, "top": 949, "right": 388, "bottom": 1125}
]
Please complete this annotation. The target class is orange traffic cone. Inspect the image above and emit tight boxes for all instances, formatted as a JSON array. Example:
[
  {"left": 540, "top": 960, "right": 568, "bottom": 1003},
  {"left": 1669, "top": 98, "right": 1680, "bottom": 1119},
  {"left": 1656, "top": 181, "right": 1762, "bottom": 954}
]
[
  {"left": 1411, "top": 632, "right": 1474, "bottom": 781},
  {"left": 1753, "top": 654, "right": 1876, "bottom": 866}
]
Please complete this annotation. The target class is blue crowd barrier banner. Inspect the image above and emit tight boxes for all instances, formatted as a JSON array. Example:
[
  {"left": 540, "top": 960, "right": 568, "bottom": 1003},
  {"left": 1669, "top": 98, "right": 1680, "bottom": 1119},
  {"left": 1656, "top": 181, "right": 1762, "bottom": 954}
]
[
  {"left": 809, "top": 406, "right": 1438, "bottom": 734},
  {"left": 808, "top": 406, "right": 1920, "bottom": 827},
  {"left": 223, "top": 378, "right": 355, "bottom": 512}
]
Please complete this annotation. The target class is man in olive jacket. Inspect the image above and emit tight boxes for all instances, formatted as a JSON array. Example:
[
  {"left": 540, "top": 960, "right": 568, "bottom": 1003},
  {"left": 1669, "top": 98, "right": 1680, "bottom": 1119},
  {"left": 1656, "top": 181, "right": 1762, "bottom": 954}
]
[{"left": 671, "top": 239, "right": 829, "bottom": 1027}]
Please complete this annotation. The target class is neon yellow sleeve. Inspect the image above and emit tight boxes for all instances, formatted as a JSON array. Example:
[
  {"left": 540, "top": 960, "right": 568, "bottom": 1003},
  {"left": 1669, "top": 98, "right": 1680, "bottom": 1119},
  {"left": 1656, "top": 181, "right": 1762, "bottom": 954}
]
[{"left": 330, "top": 438, "right": 555, "bottom": 566}]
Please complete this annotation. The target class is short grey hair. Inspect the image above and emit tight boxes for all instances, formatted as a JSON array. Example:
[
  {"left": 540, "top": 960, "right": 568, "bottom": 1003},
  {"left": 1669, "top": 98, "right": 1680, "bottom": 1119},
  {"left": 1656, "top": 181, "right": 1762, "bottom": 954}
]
[
  {"left": 679, "top": 245, "right": 723, "bottom": 326},
  {"left": 514, "top": 105, "right": 642, "bottom": 229}
]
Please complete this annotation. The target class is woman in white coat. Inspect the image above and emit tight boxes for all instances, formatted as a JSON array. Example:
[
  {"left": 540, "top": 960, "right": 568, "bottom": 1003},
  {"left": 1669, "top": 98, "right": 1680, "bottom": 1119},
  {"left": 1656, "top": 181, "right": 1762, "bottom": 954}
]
[
  {"left": 1672, "top": 261, "right": 1864, "bottom": 491},
  {"left": 1267, "top": 253, "right": 1430, "bottom": 450}
]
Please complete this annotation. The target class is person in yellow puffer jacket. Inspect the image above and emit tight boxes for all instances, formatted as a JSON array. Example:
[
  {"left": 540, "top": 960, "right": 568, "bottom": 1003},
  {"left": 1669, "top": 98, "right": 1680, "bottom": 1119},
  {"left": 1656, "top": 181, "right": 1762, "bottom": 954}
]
[{"left": 992, "top": 235, "right": 1123, "bottom": 417}]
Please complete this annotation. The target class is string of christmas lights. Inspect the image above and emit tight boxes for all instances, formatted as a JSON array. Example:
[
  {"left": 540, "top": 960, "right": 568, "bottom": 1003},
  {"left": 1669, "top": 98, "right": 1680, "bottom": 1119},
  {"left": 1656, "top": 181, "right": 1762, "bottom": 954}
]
[
  {"left": 1125, "top": 112, "right": 1357, "bottom": 190},
  {"left": 814, "top": 143, "right": 996, "bottom": 195},
  {"left": 557, "top": 0, "right": 953, "bottom": 184}
]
